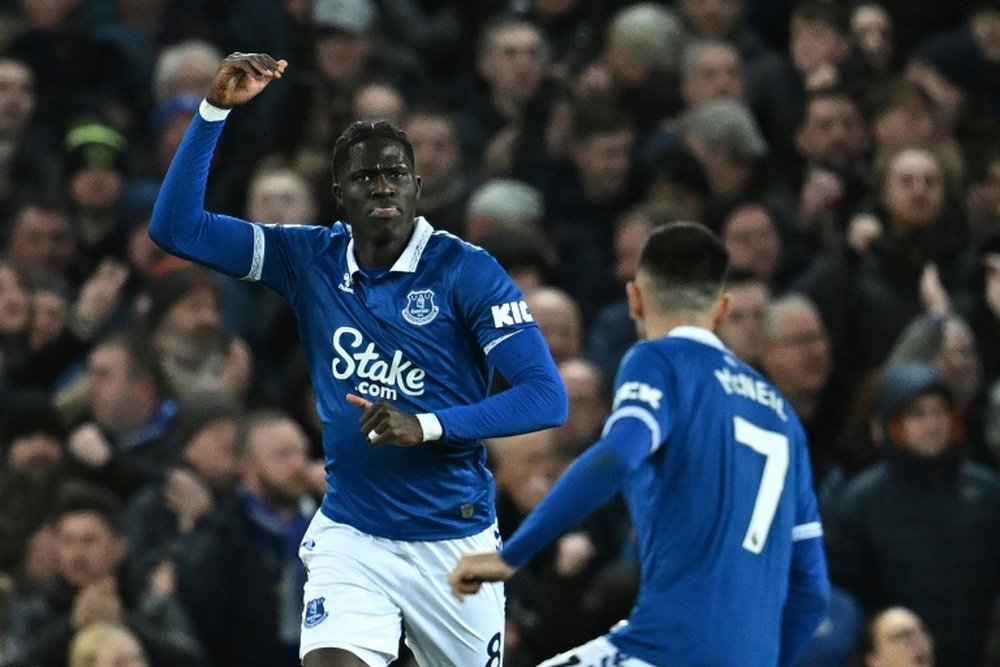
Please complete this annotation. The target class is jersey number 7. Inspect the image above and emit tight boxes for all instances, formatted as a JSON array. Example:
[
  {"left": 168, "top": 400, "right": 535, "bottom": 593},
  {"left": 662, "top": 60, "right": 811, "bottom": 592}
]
[{"left": 734, "top": 416, "right": 789, "bottom": 555}]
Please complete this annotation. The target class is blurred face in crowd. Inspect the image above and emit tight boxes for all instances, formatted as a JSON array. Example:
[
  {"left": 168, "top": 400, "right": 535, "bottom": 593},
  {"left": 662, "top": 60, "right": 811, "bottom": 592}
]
[
  {"left": 0, "top": 59, "right": 35, "bottom": 139},
  {"left": 525, "top": 287, "right": 582, "bottom": 364},
  {"left": 880, "top": 148, "right": 945, "bottom": 230},
  {"left": 0, "top": 263, "right": 30, "bottom": 334},
  {"left": 71, "top": 166, "right": 125, "bottom": 212},
  {"left": 721, "top": 204, "right": 781, "bottom": 280},
  {"left": 717, "top": 280, "right": 771, "bottom": 366},
  {"left": 872, "top": 95, "right": 937, "bottom": 156},
  {"left": 56, "top": 511, "right": 126, "bottom": 588},
  {"left": 760, "top": 300, "right": 831, "bottom": 398},
  {"left": 21, "top": 0, "right": 81, "bottom": 29},
  {"left": 532, "top": 0, "right": 577, "bottom": 18},
  {"left": 156, "top": 112, "right": 195, "bottom": 175},
  {"left": 353, "top": 83, "right": 406, "bottom": 127},
  {"left": 7, "top": 206, "right": 74, "bottom": 280},
  {"left": 555, "top": 359, "right": 608, "bottom": 454},
  {"left": 679, "top": 0, "right": 743, "bottom": 38},
  {"left": 6, "top": 432, "right": 62, "bottom": 479},
  {"left": 895, "top": 393, "right": 954, "bottom": 457},
  {"left": 865, "top": 607, "right": 935, "bottom": 667},
  {"left": 614, "top": 213, "right": 653, "bottom": 283},
  {"left": 934, "top": 317, "right": 979, "bottom": 407},
  {"left": 478, "top": 22, "right": 548, "bottom": 106},
  {"left": 247, "top": 170, "right": 316, "bottom": 225},
  {"left": 405, "top": 113, "right": 462, "bottom": 194},
  {"left": 30, "top": 286, "right": 69, "bottom": 349},
  {"left": 86, "top": 343, "right": 149, "bottom": 435},
  {"left": 315, "top": 28, "right": 375, "bottom": 83},
  {"left": 127, "top": 220, "right": 168, "bottom": 279},
  {"left": 242, "top": 418, "right": 310, "bottom": 509},
  {"left": 971, "top": 7, "right": 1000, "bottom": 62},
  {"left": 570, "top": 128, "right": 634, "bottom": 203},
  {"left": 158, "top": 286, "right": 222, "bottom": 349},
  {"left": 490, "top": 430, "right": 560, "bottom": 513},
  {"left": 183, "top": 417, "right": 239, "bottom": 491},
  {"left": 851, "top": 4, "right": 894, "bottom": 71},
  {"left": 796, "top": 94, "right": 868, "bottom": 169},
  {"left": 681, "top": 43, "right": 744, "bottom": 107},
  {"left": 790, "top": 15, "right": 849, "bottom": 74}
]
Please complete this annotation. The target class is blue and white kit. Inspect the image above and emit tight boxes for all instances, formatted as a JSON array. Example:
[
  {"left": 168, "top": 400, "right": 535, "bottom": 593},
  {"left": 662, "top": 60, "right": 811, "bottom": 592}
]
[
  {"left": 150, "top": 102, "right": 567, "bottom": 666},
  {"left": 502, "top": 327, "right": 829, "bottom": 667}
]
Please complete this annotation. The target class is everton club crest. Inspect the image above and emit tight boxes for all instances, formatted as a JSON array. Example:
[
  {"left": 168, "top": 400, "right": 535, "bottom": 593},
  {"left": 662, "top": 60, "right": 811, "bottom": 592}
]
[
  {"left": 402, "top": 289, "right": 439, "bottom": 326},
  {"left": 303, "top": 597, "right": 328, "bottom": 628}
]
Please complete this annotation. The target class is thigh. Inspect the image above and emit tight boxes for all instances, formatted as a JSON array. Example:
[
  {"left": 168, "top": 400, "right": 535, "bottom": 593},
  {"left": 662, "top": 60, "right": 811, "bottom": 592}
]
[
  {"left": 299, "top": 513, "right": 403, "bottom": 667},
  {"left": 537, "top": 636, "right": 656, "bottom": 667},
  {"left": 397, "top": 524, "right": 505, "bottom": 667}
]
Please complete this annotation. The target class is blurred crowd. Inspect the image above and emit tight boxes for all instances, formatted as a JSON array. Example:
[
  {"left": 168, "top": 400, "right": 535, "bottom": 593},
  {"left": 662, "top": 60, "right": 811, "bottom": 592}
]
[{"left": 0, "top": 0, "right": 999, "bottom": 665}]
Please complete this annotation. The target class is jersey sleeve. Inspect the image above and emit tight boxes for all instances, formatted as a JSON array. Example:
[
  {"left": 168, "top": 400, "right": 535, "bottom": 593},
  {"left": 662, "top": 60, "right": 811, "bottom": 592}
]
[
  {"left": 453, "top": 248, "right": 536, "bottom": 354},
  {"left": 602, "top": 344, "right": 674, "bottom": 456},
  {"left": 247, "top": 223, "right": 342, "bottom": 301}
]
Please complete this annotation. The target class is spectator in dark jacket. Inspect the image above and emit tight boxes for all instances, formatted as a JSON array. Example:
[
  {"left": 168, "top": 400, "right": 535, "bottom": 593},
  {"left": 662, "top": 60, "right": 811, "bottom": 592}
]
[{"left": 825, "top": 362, "right": 1000, "bottom": 666}]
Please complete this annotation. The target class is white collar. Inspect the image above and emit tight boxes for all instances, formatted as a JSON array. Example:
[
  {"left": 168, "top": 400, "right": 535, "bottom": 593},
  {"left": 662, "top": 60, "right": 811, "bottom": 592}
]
[
  {"left": 345, "top": 216, "right": 434, "bottom": 275},
  {"left": 666, "top": 325, "right": 727, "bottom": 351}
]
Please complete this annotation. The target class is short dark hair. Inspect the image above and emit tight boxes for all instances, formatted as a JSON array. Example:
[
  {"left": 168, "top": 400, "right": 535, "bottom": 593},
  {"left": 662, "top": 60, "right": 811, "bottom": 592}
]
[
  {"left": 795, "top": 85, "right": 858, "bottom": 131},
  {"left": 53, "top": 481, "right": 124, "bottom": 535},
  {"left": 638, "top": 221, "right": 729, "bottom": 311},
  {"left": 331, "top": 120, "right": 414, "bottom": 183}
]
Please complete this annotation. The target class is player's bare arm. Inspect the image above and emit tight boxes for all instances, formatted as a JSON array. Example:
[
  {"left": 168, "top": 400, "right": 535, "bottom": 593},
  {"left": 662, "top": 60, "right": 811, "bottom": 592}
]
[
  {"left": 206, "top": 52, "right": 287, "bottom": 109},
  {"left": 346, "top": 393, "right": 424, "bottom": 447},
  {"left": 448, "top": 552, "right": 516, "bottom": 602}
]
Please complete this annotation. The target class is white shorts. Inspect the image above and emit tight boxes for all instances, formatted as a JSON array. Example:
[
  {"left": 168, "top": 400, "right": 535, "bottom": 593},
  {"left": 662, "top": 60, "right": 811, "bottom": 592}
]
[
  {"left": 298, "top": 511, "right": 505, "bottom": 667},
  {"left": 537, "top": 635, "right": 655, "bottom": 667}
]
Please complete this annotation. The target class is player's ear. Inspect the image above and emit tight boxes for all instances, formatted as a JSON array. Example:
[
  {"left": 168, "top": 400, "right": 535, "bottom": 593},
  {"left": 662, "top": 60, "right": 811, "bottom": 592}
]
[
  {"left": 626, "top": 280, "right": 643, "bottom": 321},
  {"left": 332, "top": 180, "right": 343, "bottom": 207},
  {"left": 414, "top": 174, "right": 422, "bottom": 199},
  {"left": 712, "top": 293, "right": 732, "bottom": 329}
]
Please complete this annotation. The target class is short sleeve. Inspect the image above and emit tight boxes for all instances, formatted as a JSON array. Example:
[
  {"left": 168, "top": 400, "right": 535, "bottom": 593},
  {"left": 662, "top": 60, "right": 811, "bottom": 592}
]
[
  {"left": 454, "top": 248, "right": 536, "bottom": 354},
  {"left": 603, "top": 344, "right": 674, "bottom": 455}
]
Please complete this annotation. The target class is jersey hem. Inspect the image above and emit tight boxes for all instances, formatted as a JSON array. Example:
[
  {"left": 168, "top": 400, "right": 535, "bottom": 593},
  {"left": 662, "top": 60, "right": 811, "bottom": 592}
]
[{"left": 319, "top": 501, "right": 494, "bottom": 542}]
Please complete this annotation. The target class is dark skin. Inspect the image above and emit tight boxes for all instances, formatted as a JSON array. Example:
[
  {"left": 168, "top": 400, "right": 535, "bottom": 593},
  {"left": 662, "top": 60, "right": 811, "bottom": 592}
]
[{"left": 206, "top": 53, "right": 430, "bottom": 667}]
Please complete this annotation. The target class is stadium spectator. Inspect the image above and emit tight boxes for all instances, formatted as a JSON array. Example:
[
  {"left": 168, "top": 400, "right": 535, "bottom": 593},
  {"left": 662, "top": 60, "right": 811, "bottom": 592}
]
[{"left": 825, "top": 362, "right": 1000, "bottom": 666}]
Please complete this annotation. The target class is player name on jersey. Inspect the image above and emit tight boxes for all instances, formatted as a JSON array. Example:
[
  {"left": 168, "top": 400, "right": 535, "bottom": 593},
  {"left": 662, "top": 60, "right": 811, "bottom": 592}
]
[{"left": 713, "top": 366, "right": 787, "bottom": 421}]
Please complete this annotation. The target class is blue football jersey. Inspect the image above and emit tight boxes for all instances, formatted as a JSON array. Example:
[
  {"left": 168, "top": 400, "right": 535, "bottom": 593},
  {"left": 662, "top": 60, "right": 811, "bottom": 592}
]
[
  {"left": 246, "top": 217, "right": 537, "bottom": 540},
  {"left": 605, "top": 327, "right": 821, "bottom": 666}
]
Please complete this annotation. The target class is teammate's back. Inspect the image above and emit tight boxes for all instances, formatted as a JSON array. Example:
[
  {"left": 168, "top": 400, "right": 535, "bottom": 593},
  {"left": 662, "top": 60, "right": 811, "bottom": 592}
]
[
  {"left": 450, "top": 221, "right": 829, "bottom": 667},
  {"left": 614, "top": 332, "right": 817, "bottom": 665}
]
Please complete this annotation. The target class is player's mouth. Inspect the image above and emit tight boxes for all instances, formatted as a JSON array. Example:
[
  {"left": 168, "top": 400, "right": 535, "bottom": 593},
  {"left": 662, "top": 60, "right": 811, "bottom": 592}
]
[{"left": 369, "top": 205, "right": 401, "bottom": 218}]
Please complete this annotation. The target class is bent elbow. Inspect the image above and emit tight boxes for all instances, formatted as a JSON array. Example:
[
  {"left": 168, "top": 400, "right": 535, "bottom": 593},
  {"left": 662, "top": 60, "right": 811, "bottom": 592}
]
[
  {"left": 147, "top": 207, "right": 173, "bottom": 251},
  {"left": 547, "top": 382, "right": 570, "bottom": 428}
]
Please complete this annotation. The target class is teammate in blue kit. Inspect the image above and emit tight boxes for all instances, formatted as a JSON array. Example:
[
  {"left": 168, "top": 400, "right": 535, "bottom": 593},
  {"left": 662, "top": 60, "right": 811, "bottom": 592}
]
[
  {"left": 149, "top": 53, "right": 568, "bottom": 667},
  {"left": 451, "top": 221, "right": 830, "bottom": 666}
]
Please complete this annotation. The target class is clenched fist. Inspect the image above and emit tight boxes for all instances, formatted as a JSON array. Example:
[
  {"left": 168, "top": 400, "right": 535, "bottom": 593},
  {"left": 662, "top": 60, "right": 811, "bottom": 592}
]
[{"left": 206, "top": 52, "right": 287, "bottom": 109}]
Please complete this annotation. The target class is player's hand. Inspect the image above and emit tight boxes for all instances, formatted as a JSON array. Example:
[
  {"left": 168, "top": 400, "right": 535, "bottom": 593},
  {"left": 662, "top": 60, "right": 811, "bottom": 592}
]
[
  {"left": 206, "top": 52, "right": 287, "bottom": 109},
  {"left": 449, "top": 552, "right": 516, "bottom": 602},
  {"left": 346, "top": 394, "right": 424, "bottom": 447}
]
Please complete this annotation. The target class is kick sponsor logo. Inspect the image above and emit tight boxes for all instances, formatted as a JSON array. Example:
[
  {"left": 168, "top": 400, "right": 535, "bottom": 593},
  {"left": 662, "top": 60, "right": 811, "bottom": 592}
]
[{"left": 491, "top": 300, "right": 533, "bottom": 328}]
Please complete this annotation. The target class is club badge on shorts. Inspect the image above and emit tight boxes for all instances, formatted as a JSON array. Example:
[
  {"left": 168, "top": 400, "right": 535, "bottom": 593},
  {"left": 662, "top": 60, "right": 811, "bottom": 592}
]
[
  {"left": 303, "top": 597, "right": 329, "bottom": 628},
  {"left": 402, "top": 289, "right": 439, "bottom": 326}
]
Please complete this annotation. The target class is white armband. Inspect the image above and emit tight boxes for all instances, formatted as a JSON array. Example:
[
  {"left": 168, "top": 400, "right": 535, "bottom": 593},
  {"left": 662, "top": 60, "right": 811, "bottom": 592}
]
[
  {"left": 199, "top": 99, "right": 232, "bottom": 122},
  {"left": 415, "top": 413, "right": 444, "bottom": 442}
]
